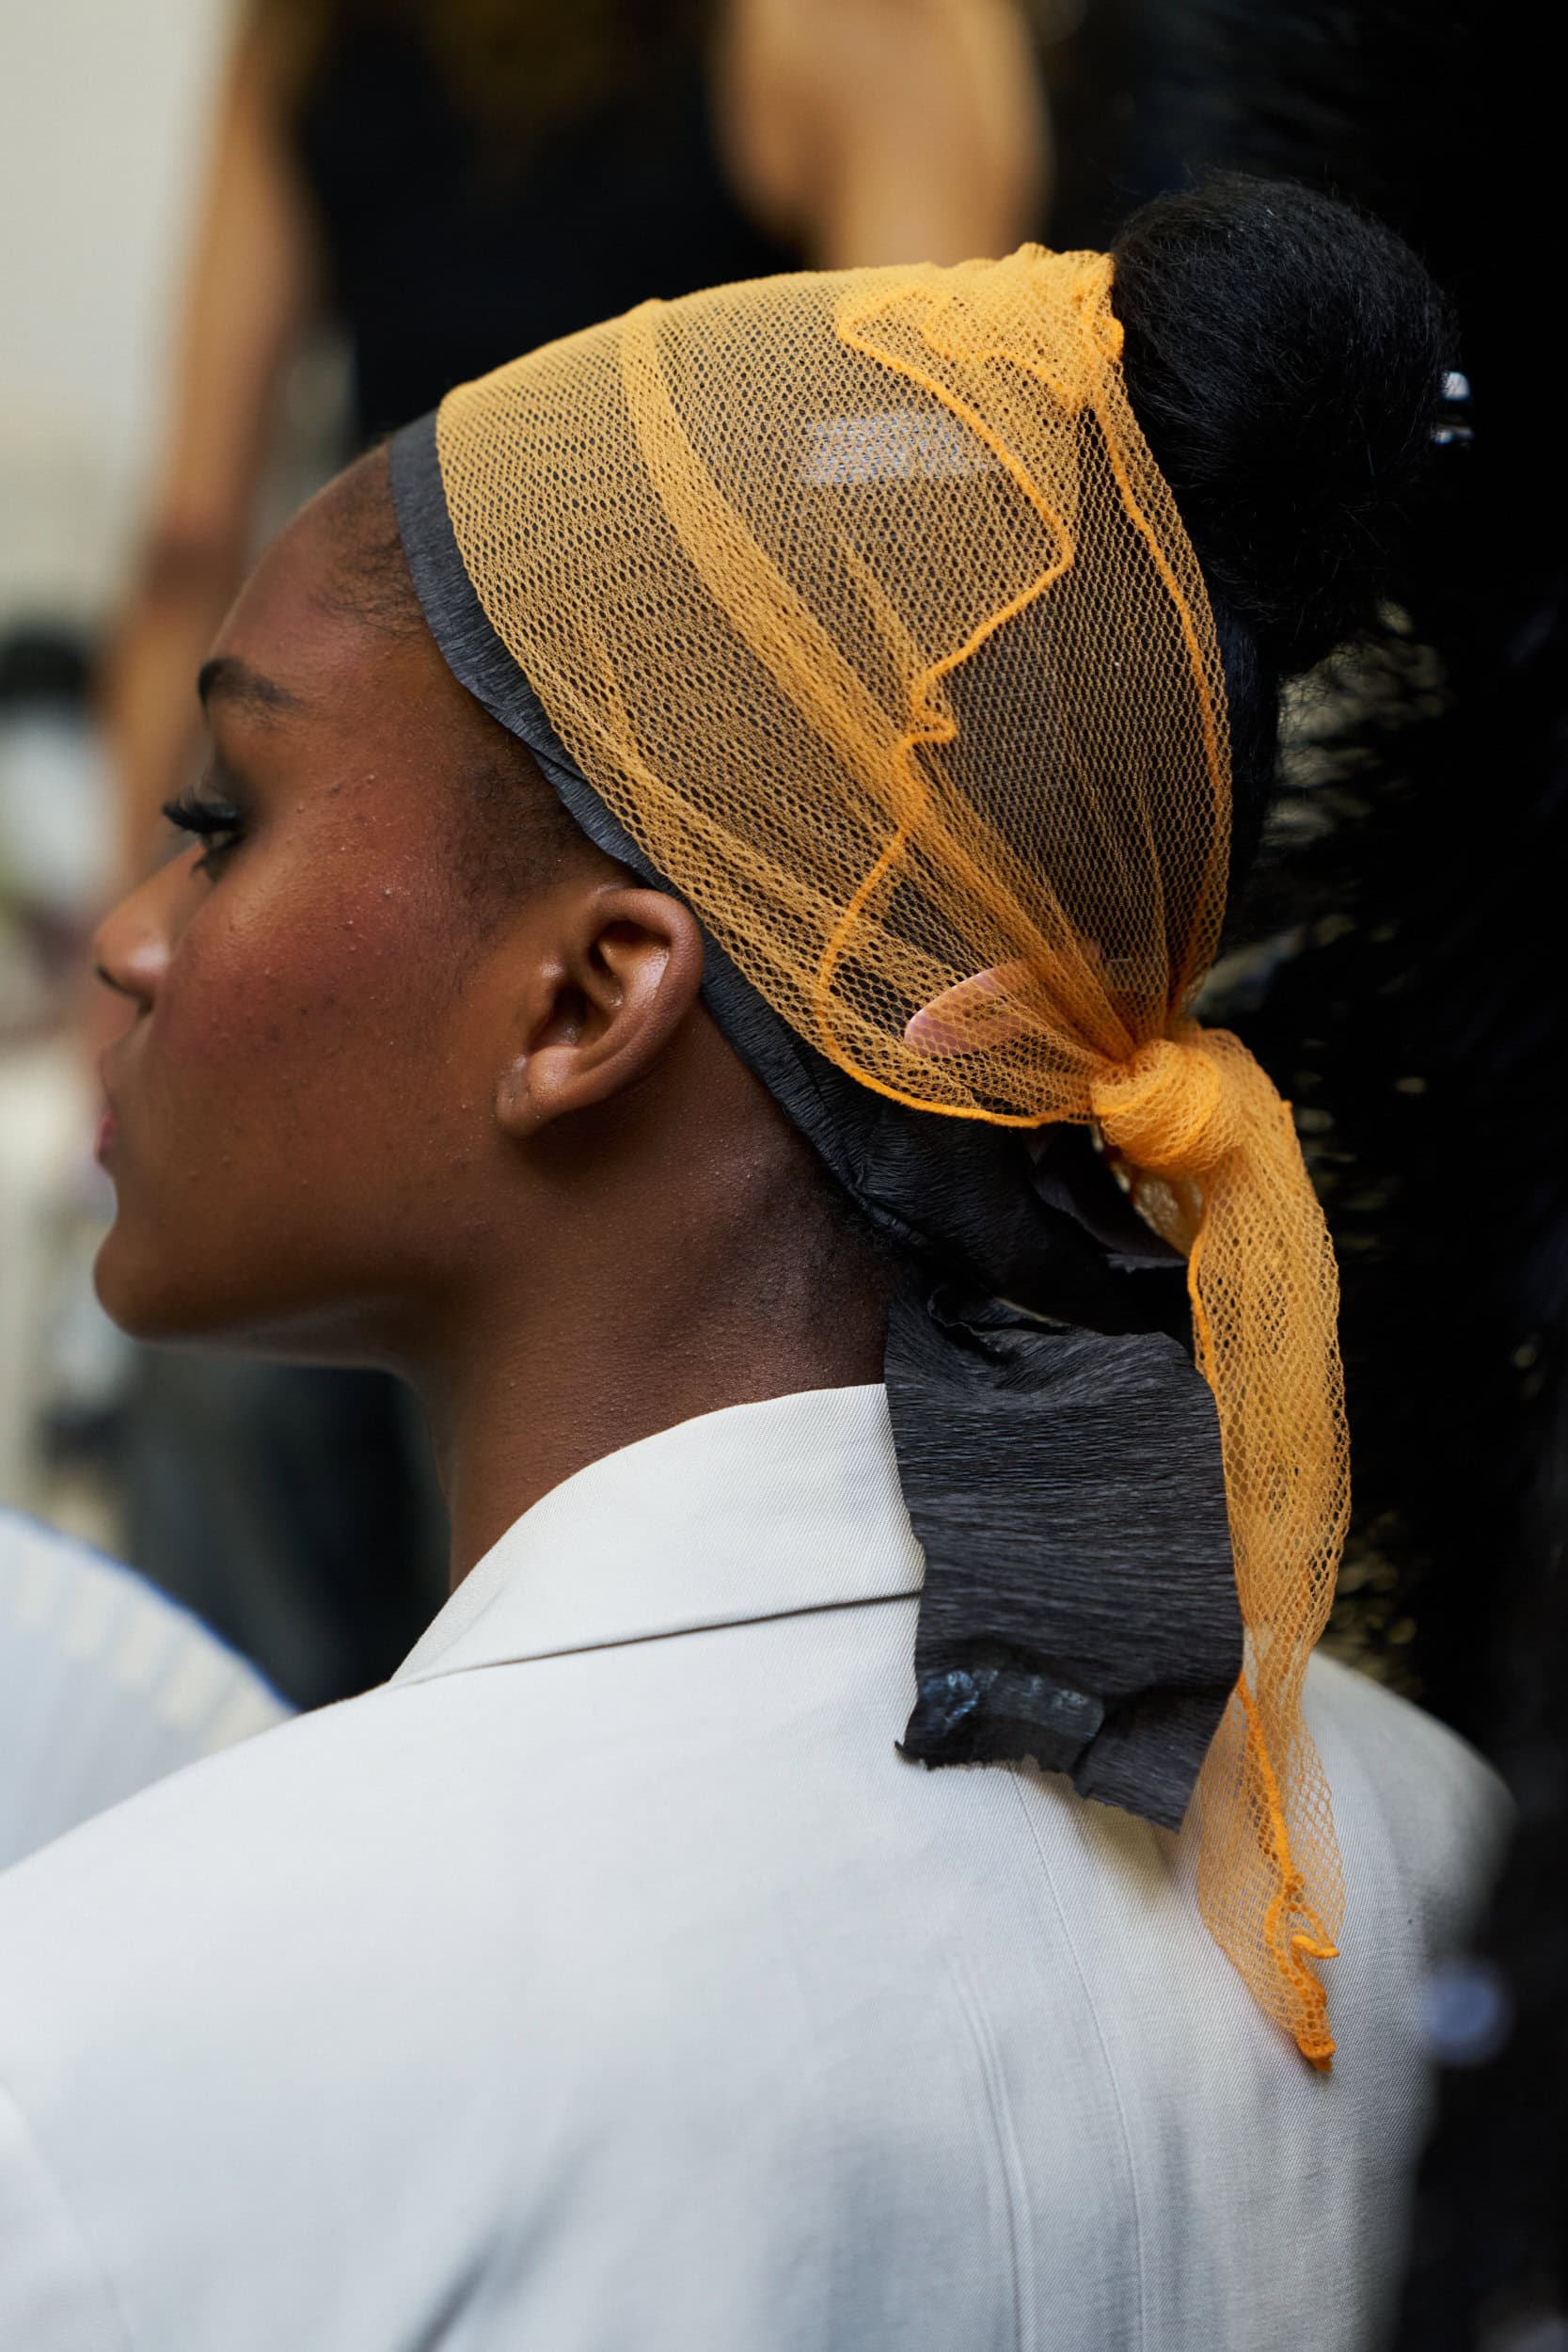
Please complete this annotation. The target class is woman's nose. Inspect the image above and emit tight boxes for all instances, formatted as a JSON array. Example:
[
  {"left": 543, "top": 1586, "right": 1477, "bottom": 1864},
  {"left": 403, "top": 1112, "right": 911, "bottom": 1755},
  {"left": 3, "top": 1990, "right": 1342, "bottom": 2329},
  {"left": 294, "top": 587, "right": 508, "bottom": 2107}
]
[{"left": 93, "top": 864, "right": 178, "bottom": 1013}]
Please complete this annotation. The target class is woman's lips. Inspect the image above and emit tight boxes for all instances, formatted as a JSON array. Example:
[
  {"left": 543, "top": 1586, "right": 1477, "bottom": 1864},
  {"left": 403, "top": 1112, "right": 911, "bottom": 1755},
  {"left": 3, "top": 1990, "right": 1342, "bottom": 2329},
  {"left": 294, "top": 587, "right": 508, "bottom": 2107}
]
[{"left": 95, "top": 1047, "right": 126, "bottom": 1168}]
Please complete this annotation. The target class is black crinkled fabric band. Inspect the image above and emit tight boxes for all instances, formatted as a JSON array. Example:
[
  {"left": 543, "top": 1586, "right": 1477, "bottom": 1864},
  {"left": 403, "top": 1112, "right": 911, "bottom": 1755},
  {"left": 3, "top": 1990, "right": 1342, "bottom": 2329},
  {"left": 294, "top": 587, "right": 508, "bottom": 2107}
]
[{"left": 390, "top": 411, "right": 1243, "bottom": 1834}]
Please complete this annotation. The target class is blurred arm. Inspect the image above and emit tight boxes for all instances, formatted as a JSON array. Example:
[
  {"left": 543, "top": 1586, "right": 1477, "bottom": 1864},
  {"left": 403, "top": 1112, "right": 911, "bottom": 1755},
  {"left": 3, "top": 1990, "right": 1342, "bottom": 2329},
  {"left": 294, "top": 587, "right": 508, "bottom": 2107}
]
[
  {"left": 718, "top": 0, "right": 1051, "bottom": 269},
  {"left": 100, "top": 21, "right": 318, "bottom": 882}
]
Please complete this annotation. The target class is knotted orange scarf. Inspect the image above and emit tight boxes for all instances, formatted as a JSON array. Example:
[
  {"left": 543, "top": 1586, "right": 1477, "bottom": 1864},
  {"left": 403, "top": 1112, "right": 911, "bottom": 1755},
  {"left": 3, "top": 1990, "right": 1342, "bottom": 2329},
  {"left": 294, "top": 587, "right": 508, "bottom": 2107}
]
[
  {"left": 1095, "top": 1028, "right": 1347, "bottom": 2065},
  {"left": 433, "top": 246, "right": 1350, "bottom": 2062}
]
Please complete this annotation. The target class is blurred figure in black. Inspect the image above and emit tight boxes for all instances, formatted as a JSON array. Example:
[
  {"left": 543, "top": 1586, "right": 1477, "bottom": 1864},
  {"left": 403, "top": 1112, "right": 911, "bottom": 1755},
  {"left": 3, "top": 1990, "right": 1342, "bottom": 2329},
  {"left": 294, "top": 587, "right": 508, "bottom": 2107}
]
[
  {"left": 99, "top": 0, "right": 1051, "bottom": 1705},
  {"left": 108, "top": 0, "right": 1050, "bottom": 878},
  {"left": 1045, "top": 2, "right": 1563, "bottom": 2335}
]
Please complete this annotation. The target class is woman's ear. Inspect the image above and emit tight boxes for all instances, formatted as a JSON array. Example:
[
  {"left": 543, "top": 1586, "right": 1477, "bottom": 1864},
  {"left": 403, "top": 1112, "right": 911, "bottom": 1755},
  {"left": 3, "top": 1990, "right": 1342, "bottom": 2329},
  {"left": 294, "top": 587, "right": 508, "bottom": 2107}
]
[{"left": 495, "top": 885, "right": 705, "bottom": 1138}]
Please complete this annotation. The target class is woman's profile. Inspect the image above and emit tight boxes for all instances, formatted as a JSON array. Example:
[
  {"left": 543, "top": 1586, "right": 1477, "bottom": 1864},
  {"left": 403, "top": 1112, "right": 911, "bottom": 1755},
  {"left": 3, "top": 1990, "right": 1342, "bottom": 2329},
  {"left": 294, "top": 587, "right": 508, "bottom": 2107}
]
[{"left": 0, "top": 176, "right": 1505, "bottom": 2349}]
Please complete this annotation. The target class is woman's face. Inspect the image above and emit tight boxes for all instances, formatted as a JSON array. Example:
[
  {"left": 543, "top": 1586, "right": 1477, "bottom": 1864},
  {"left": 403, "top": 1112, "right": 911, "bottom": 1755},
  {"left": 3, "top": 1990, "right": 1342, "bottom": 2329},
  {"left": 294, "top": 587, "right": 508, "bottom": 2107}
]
[{"left": 94, "top": 485, "right": 531, "bottom": 1358}]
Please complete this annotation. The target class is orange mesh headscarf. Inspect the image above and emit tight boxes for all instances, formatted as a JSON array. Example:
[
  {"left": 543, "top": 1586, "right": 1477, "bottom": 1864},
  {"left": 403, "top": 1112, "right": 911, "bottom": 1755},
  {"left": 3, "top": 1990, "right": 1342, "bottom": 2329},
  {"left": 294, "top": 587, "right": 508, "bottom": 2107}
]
[{"left": 420, "top": 249, "right": 1349, "bottom": 2067}]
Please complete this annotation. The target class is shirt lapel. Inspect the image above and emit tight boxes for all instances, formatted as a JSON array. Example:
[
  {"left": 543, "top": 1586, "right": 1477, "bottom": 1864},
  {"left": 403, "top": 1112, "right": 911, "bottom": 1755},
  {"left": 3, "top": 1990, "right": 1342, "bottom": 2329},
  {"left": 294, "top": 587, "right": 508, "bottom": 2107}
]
[{"left": 391, "top": 1385, "right": 924, "bottom": 1685}]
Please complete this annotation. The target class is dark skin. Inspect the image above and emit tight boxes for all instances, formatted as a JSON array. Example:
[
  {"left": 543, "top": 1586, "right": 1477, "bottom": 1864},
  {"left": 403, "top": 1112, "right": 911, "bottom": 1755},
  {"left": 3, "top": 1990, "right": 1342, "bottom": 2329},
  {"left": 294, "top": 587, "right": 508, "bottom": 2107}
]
[{"left": 93, "top": 469, "right": 890, "bottom": 1585}]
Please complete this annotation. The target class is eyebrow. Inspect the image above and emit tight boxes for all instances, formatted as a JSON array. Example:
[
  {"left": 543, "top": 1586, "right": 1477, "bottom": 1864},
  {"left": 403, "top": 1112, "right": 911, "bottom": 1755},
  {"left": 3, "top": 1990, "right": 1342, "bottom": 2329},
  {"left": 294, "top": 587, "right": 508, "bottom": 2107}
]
[{"left": 196, "top": 656, "right": 305, "bottom": 720}]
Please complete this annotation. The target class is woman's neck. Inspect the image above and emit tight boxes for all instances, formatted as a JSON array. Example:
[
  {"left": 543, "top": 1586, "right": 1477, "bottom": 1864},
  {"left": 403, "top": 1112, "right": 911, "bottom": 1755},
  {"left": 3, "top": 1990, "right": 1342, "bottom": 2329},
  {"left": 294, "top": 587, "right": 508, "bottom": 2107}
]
[{"left": 419, "top": 1191, "right": 890, "bottom": 1587}]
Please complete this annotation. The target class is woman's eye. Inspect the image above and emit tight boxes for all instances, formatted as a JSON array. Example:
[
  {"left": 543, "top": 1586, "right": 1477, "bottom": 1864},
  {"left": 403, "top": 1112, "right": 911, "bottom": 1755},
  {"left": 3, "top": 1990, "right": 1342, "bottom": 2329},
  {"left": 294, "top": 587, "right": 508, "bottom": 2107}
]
[{"left": 161, "top": 792, "right": 246, "bottom": 872}]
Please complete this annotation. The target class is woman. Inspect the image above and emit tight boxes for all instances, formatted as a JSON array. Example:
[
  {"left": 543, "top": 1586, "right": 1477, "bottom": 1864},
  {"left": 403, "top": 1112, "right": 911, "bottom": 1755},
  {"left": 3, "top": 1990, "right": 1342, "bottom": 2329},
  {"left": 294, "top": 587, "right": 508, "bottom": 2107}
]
[{"left": 0, "top": 179, "right": 1503, "bottom": 2348}]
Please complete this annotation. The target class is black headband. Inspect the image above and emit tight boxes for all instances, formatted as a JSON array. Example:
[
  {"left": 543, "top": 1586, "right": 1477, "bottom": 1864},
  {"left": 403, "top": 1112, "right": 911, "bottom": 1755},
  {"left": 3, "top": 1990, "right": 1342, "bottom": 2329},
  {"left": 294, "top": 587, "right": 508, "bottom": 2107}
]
[{"left": 391, "top": 410, "right": 1241, "bottom": 1831}]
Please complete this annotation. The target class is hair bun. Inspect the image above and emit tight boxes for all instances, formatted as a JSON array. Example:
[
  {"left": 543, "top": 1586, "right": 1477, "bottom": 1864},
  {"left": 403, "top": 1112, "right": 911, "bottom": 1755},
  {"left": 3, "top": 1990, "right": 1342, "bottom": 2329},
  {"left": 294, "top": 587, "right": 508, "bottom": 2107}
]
[{"left": 1111, "top": 173, "right": 1452, "bottom": 675}]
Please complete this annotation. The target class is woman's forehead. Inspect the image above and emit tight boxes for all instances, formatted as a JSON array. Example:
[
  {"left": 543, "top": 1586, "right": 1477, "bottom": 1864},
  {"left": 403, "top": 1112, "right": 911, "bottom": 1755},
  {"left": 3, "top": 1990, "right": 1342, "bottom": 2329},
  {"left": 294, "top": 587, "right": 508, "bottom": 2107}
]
[{"left": 209, "top": 490, "right": 450, "bottom": 738}]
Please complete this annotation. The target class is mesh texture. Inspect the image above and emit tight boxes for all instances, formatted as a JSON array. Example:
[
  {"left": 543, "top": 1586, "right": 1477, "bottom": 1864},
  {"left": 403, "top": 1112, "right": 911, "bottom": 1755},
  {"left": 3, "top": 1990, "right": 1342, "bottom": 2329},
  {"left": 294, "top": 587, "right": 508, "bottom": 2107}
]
[{"left": 436, "top": 248, "right": 1350, "bottom": 2066}]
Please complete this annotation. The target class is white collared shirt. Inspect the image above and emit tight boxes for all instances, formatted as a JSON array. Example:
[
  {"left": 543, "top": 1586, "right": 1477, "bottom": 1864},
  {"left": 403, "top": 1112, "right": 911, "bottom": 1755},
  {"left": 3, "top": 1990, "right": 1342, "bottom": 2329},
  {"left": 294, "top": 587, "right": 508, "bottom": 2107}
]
[
  {"left": 0, "top": 1386, "right": 1506, "bottom": 2350},
  {"left": 0, "top": 1510, "right": 289, "bottom": 1872}
]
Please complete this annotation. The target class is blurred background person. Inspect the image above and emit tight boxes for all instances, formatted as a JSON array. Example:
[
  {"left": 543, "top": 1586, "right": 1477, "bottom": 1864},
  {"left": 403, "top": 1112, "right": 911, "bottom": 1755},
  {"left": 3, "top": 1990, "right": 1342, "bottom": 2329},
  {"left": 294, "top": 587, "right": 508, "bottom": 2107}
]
[
  {"left": 106, "top": 0, "right": 1052, "bottom": 882},
  {"left": 0, "top": 1505, "right": 289, "bottom": 1870},
  {"left": 94, "top": 0, "right": 1053, "bottom": 1707}
]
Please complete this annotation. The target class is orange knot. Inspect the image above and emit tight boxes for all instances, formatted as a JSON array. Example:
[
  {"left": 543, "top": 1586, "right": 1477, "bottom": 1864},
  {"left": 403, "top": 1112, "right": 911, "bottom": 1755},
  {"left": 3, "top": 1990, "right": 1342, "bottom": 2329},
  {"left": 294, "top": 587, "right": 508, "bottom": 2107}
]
[{"left": 1089, "top": 1033, "right": 1232, "bottom": 1178}]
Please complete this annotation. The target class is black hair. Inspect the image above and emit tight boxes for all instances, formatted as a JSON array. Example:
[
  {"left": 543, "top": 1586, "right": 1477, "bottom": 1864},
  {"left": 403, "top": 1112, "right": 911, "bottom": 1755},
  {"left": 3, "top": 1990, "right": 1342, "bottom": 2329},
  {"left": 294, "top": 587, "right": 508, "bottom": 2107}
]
[
  {"left": 338, "top": 178, "right": 1450, "bottom": 903},
  {"left": 1109, "top": 172, "right": 1452, "bottom": 876}
]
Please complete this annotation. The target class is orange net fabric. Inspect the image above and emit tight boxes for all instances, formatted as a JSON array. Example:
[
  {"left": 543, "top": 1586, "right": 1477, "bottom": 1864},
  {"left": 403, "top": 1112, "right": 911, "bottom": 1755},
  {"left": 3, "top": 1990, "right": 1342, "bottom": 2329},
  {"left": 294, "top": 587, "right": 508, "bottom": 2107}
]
[{"left": 435, "top": 248, "right": 1349, "bottom": 2065}]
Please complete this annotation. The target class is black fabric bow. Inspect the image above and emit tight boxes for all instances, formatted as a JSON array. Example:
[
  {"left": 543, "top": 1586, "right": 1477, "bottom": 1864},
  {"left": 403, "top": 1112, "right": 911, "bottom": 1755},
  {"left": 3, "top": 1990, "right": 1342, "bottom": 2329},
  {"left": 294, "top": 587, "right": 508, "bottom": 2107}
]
[
  {"left": 391, "top": 413, "right": 1243, "bottom": 1833},
  {"left": 888, "top": 1286, "right": 1239, "bottom": 1826}
]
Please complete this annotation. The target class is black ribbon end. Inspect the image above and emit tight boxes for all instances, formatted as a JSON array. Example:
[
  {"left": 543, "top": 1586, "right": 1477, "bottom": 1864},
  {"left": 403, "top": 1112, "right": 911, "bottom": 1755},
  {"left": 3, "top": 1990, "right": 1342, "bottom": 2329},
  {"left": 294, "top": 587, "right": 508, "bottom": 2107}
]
[{"left": 899, "top": 1657, "right": 1105, "bottom": 1775}]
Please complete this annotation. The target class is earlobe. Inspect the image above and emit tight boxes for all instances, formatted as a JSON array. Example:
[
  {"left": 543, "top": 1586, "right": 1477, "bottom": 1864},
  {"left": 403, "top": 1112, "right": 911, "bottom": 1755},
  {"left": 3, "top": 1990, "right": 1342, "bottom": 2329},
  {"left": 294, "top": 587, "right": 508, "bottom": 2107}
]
[{"left": 494, "top": 887, "right": 705, "bottom": 1139}]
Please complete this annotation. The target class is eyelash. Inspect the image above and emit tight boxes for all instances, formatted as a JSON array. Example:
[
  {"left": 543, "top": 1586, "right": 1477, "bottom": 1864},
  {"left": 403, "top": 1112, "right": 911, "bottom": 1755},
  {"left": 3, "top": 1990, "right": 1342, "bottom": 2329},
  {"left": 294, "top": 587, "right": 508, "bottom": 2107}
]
[{"left": 163, "top": 789, "right": 246, "bottom": 869}]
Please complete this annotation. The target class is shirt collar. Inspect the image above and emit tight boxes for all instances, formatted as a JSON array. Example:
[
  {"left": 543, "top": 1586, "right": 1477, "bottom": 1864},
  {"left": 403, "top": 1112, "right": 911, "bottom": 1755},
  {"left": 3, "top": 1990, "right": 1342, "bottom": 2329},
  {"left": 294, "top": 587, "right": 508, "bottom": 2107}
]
[{"left": 391, "top": 1384, "right": 924, "bottom": 1686}]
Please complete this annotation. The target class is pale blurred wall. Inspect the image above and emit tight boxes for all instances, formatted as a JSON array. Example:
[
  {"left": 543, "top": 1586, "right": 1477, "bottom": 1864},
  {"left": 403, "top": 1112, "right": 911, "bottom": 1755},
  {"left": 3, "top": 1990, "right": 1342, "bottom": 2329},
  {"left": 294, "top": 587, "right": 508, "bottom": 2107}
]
[{"left": 0, "top": 0, "right": 236, "bottom": 631}]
